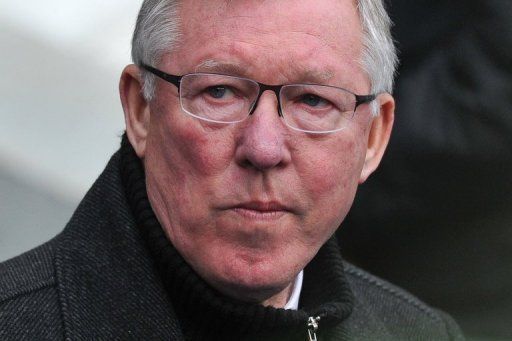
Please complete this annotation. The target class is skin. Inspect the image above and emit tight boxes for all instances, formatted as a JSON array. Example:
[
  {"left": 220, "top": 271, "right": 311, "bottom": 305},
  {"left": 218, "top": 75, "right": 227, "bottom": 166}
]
[{"left": 120, "top": 0, "right": 394, "bottom": 308}]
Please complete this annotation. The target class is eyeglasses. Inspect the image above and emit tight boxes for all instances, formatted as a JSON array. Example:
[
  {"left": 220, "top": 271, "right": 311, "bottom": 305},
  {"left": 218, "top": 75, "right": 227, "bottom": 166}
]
[{"left": 141, "top": 64, "right": 376, "bottom": 134}]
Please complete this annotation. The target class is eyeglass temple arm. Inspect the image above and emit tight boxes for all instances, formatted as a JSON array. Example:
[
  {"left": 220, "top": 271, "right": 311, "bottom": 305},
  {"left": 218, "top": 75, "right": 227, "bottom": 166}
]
[
  {"left": 140, "top": 64, "right": 181, "bottom": 88},
  {"left": 355, "top": 94, "right": 377, "bottom": 108}
]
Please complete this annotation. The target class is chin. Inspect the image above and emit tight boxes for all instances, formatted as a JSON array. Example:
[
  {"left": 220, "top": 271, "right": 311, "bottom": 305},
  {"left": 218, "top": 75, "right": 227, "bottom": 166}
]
[{"left": 202, "top": 244, "right": 301, "bottom": 303}]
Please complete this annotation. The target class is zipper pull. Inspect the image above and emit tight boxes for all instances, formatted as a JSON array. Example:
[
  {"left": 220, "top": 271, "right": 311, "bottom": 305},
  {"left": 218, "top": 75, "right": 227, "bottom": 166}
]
[{"left": 307, "top": 316, "right": 321, "bottom": 341}]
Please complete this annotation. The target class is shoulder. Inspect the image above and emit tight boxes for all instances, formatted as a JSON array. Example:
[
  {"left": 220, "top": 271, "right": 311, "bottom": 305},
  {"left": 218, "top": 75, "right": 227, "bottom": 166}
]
[
  {"left": 0, "top": 238, "right": 63, "bottom": 339},
  {"left": 0, "top": 240, "right": 56, "bottom": 300},
  {"left": 344, "top": 261, "right": 440, "bottom": 320},
  {"left": 343, "top": 262, "right": 464, "bottom": 340}
]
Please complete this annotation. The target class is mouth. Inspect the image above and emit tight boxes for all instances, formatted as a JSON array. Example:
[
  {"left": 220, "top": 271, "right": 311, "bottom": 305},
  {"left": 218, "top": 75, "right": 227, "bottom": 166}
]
[{"left": 230, "top": 201, "right": 292, "bottom": 220}]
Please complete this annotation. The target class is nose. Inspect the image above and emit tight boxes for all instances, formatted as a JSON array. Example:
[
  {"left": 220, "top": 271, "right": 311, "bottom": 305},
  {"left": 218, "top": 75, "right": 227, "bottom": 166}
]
[{"left": 235, "top": 91, "right": 291, "bottom": 171}]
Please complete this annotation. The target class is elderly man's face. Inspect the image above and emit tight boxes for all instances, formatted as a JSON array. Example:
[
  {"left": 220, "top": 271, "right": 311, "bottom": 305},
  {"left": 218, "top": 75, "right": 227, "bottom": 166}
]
[{"left": 122, "top": 0, "right": 393, "bottom": 306}]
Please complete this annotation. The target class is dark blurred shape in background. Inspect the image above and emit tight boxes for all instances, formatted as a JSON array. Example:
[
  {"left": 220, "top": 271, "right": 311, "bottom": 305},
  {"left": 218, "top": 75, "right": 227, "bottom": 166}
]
[{"left": 338, "top": 1, "right": 512, "bottom": 339}]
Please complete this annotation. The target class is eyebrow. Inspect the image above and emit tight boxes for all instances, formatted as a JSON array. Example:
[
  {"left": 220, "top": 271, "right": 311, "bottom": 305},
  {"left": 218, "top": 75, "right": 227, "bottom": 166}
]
[
  {"left": 299, "top": 69, "right": 335, "bottom": 83},
  {"left": 194, "top": 59, "right": 335, "bottom": 84}
]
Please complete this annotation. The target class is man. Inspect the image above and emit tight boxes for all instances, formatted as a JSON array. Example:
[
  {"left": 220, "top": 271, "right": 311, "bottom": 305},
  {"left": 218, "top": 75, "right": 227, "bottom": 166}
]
[{"left": 0, "top": 0, "right": 463, "bottom": 340}]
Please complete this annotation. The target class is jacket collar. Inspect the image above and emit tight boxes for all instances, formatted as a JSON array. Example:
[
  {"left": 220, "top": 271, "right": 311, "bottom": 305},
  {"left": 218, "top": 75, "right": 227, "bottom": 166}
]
[{"left": 54, "top": 152, "right": 184, "bottom": 340}]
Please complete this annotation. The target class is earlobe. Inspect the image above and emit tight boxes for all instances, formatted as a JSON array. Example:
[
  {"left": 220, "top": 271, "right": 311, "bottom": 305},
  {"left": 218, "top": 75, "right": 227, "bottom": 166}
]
[
  {"left": 119, "top": 64, "right": 150, "bottom": 158},
  {"left": 359, "top": 94, "right": 395, "bottom": 184}
]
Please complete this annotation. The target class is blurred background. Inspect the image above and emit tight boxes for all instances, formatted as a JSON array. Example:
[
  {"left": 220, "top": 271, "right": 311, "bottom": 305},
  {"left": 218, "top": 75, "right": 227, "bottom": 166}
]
[
  {"left": 1, "top": 1, "right": 511, "bottom": 341},
  {"left": 339, "top": 1, "right": 512, "bottom": 340},
  {"left": 0, "top": 0, "right": 141, "bottom": 261}
]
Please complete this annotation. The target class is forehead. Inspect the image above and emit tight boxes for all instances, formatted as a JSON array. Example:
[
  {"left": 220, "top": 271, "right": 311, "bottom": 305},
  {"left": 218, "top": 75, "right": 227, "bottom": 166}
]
[{"left": 167, "top": 0, "right": 365, "bottom": 87}]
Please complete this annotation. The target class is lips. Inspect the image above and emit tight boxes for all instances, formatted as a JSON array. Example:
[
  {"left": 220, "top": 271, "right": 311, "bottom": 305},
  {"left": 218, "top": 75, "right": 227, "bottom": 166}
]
[
  {"left": 235, "top": 201, "right": 291, "bottom": 212},
  {"left": 230, "top": 201, "right": 292, "bottom": 219}
]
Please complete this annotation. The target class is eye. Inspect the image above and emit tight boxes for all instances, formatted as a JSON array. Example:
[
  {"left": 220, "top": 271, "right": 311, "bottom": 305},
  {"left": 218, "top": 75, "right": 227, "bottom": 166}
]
[
  {"left": 206, "top": 85, "right": 234, "bottom": 99},
  {"left": 299, "top": 94, "right": 329, "bottom": 108}
]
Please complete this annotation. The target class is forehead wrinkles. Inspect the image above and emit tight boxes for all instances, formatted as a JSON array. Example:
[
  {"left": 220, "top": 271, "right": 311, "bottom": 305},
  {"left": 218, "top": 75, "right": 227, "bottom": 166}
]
[{"left": 181, "top": 0, "right": 361, "bottom": 45}]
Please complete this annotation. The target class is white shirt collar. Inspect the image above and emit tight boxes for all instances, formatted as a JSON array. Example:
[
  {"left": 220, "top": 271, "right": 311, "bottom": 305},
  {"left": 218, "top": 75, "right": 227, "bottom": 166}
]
[{"left": 283, "top": 270, "right": 303, "bottom": 310}]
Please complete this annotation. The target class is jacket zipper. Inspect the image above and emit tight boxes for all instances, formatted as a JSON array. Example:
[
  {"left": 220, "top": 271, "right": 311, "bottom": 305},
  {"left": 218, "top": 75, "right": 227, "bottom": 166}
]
[{"left": 307, "top": 316, "right": 321, "bottom": 341}]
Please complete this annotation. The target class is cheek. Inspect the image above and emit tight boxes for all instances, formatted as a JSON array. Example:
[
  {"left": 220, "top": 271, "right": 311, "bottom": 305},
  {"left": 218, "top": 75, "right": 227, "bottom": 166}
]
[
  {"left": 147, "top": 87, "right": 236, "bottom": 178},
  {"left": 306, "top": 138, "right": 363, "bottom": 193},
  {"left": 148, "top": 108, "right": 235, "bottom": 180},
  {"left": 144, "top": 107, "right": 237, "bottom": 242},
  {"left": 298, "top": 135, "right": 367, "bottom": 232}
]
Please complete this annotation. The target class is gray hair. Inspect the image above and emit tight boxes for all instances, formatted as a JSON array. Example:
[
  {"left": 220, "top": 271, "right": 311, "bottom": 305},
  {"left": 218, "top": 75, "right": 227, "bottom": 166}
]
[
  {"left": 132, "top": 0, "right": 398, "bottom": 115},
  {"left": 132, "top": 0, "right": 181, "bottom": 101}
]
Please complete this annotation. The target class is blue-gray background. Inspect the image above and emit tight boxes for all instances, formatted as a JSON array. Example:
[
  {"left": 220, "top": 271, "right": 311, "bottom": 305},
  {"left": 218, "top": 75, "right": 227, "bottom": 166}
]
[{"left": 0, "top": 1, "right": 141, "bottom": 261}]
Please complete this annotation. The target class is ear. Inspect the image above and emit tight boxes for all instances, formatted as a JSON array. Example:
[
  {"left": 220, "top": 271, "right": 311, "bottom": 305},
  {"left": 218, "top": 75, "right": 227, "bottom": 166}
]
[
  {"left": 359, "top": 93, "right": 395, "bottom": 184},
  {"left": 119, "top": 64, "right": 151, "bottom": 159}
]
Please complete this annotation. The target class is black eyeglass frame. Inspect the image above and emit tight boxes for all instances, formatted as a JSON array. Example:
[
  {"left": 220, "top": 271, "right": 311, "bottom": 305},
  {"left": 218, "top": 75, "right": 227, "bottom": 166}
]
[{"left": 141, "top": 63, "right": 377, "bottom": 129}]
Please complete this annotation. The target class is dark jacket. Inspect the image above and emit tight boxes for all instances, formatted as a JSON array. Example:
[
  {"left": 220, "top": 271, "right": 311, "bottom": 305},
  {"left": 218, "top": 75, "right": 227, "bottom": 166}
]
[{"left": 0, "top": 152, "right": 464, "bottom": 340}]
